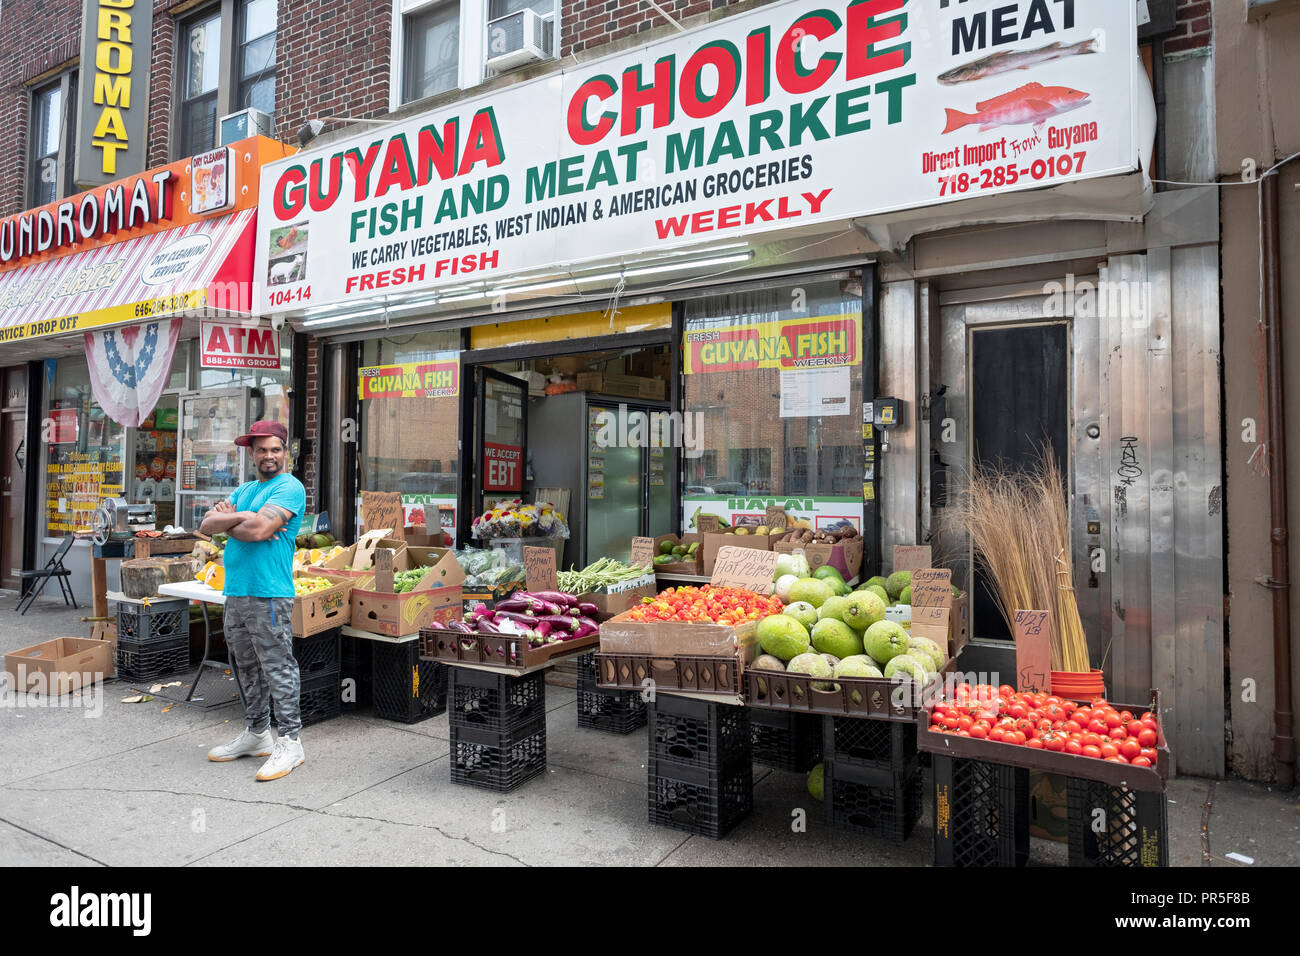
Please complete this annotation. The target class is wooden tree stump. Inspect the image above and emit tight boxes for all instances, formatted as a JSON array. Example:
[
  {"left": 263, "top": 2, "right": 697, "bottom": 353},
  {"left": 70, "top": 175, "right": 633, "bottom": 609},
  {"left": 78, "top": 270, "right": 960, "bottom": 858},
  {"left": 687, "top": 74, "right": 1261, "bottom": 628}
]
[{"left": 120, "top": 556, "right": 201, "bottom": 599}]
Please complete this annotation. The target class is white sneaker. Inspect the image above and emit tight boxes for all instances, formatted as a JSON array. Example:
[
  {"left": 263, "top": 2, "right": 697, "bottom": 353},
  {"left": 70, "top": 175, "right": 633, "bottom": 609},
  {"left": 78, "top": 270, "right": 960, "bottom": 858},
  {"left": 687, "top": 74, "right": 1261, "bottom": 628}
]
[
  {"left": 208, "top": 727, "right": 274, "bottom": 762},
  {"left": 255, "top": 736, "right": 305, "bottom": 781}
]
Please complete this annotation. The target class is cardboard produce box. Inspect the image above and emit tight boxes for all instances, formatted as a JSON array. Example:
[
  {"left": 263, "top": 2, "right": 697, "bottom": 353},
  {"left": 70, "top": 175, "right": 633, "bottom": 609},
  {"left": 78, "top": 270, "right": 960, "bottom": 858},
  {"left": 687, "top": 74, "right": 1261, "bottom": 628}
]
[
  {"left": 350, "top": 547, "right": 466, "bottom": 637},
  {"left": 321, "top": 533, "right": 409, "bottom": 578},
  {"left": 292, "top": 570, "right": 361, "bottom": 638},
  {"left": 701, "top": 531, "right": 772, "bottom": 574},
  {"left": 91, "top": 622, "right": 118, "bottom": 678},
  {"left": 576, "top": 577, "right": 657, "bottom": 618},
  {"left": 5, "top": 637, "right": 113, "bottom": 695},
  {"left": 772, "top": 537, "right": 864, "bottom": 581},
  {"left": 461, "top": 582, "right": 524, "bottom": 614},
  {"left": 651, "top": 533, "right": 702, "bottom": 575},
  {"left": 599, "top": 611, "right": 758, "bottom": 659}
]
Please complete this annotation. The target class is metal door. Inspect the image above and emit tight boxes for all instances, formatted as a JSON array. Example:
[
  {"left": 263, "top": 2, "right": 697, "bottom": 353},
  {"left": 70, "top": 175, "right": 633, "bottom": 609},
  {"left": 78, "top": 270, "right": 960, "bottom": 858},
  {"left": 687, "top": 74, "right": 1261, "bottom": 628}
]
[{"left": 474, "top": 368, "right": 528, "bottom": 515}]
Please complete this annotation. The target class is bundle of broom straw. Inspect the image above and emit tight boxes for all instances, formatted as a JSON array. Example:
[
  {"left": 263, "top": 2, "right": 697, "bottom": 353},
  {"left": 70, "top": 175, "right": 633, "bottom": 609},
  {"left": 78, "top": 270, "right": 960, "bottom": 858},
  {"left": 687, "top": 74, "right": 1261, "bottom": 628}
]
[{"left": 952, "top": 450, "right": 1090, "bottom": 673}]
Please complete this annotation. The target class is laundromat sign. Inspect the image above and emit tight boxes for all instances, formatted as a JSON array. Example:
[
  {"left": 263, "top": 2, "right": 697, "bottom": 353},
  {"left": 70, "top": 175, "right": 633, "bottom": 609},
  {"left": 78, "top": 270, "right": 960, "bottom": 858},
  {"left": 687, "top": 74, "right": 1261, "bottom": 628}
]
[
  {"left": 255, "top": 0, "right": 1139, "bottom": 314},
  {"left": 359, "top": 359, "right": 461, "bottom": 399},
  {"left": 684, "top": 315, "right": 859, "bottom": 374},
  {"left": 75, "top": 0, "right": 153, "bottom": 186}
]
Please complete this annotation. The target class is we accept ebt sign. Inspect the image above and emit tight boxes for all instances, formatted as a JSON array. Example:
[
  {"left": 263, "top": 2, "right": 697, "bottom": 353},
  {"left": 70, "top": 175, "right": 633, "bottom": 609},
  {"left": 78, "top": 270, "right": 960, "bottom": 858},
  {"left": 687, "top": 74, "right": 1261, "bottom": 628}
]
[{"left": 255, "top": 0, "right": 1139, "bottom": 312}]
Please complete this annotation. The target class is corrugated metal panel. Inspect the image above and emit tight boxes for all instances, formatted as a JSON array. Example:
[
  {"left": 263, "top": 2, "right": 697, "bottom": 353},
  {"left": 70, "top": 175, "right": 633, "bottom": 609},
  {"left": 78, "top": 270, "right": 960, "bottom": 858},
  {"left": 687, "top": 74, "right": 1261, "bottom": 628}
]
[
  {"left": 1170, "top": 244, "right": 1226, "bottom": 777},
  {"left": 879, "top": 281, "right": 919, "bottom": 561}
]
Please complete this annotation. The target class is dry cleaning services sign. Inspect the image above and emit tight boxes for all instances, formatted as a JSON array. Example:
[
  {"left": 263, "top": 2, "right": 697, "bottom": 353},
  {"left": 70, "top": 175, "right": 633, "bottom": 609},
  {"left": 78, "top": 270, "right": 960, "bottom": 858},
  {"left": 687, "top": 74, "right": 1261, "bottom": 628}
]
[{"left": 255, "top": 0, "right": 1139, "bottom": 312}]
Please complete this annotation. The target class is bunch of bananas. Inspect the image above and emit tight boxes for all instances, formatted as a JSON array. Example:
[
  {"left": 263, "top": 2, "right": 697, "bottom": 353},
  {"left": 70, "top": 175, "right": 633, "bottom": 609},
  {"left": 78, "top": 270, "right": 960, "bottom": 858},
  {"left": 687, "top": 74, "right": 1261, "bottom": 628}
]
[{"left": 293, "top": 576, "right": 334, "bottom": 596}]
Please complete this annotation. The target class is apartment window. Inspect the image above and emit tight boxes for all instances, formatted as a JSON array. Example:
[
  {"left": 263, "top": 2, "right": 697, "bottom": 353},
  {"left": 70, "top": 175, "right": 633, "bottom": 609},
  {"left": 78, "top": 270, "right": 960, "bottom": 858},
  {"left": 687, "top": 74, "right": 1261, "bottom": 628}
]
[
  {"left": 403, "top": 1, "right": 462, "bottom": 102},
  {"left": 28, "top": 73, "right": 77, "bottom": 206},
  {"left": 238, "top": 0, "right": 277, "bottom": 115},
  {"left": 176, "top": 0, "right": 278, "bottom": 158},
  {"left": 180, "top": 10, "right": 223, "bottom": 155},
  {"left": 392, "top": 0, "right": 557, "bottom": 109}
]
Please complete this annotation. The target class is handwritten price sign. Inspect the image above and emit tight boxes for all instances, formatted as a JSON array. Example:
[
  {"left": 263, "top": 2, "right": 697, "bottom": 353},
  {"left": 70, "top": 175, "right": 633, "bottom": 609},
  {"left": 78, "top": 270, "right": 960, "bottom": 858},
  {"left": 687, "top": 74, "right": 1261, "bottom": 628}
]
[
  {"left": 711, "top": 546, "right": 778, "bottom": 592},
  {"left": 524, "top": 546, "right": 558, "bottom": 593},
  {"left": 1014, "top": 609, "right": 1052, "bottom": 693},
  {"left": 630, "top": 536, "right": 655, "bottom": 569}
]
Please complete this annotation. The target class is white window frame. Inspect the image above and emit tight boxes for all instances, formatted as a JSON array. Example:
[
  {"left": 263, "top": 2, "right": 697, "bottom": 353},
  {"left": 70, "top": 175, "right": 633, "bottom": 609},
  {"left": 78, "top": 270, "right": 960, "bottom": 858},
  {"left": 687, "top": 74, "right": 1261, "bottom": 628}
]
[
  {"left": 28, "top": 70, "right": 78, "bottom": 207},
  {"left": 390, "top": 0, "right": 559, "bottom": 112}
]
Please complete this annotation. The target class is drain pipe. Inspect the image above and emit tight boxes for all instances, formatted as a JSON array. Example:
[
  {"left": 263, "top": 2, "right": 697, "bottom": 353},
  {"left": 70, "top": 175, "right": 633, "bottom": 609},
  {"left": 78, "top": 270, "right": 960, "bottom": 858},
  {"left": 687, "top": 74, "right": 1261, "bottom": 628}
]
[{"left": 1261, "top": 170, "right": 1295, "bottom": 791}]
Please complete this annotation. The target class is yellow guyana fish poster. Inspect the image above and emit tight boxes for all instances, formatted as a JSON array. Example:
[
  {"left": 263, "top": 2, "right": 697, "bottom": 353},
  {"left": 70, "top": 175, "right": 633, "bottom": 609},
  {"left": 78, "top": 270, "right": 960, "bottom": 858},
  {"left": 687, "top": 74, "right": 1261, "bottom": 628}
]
[{"left": 683, "top": 315, "right": 860, "bottom": 374}]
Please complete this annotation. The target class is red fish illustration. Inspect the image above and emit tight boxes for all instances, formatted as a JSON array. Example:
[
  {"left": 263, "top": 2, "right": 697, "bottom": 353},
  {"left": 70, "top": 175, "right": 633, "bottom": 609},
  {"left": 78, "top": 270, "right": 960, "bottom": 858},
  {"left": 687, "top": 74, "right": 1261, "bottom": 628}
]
[{"left": 942, "top": 82, "right": 1090, "bottom": 134}]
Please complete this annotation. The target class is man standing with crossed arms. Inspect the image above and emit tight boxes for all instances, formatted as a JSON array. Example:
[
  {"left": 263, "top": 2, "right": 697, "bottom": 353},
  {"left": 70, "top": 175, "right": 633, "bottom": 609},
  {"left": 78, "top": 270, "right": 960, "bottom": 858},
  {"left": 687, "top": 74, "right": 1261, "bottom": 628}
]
[{"left": 199, "top": 420, "right": 308, "bottom": 781}]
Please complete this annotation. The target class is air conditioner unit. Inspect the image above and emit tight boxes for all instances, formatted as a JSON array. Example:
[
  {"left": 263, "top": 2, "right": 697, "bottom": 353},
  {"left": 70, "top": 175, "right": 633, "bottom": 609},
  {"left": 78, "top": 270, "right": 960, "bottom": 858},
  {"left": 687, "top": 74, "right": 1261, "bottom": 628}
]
[
  {"left": 485, "top": 8, "right": 554, "bottom": 72},
  {"left": 220, "top": 107, "right": 272, "bottom": 145}
]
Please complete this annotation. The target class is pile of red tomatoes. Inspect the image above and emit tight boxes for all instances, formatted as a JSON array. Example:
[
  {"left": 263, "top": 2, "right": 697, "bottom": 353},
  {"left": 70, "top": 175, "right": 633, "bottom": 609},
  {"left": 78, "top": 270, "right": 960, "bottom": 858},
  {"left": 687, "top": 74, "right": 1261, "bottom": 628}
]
[{"left": 929, "top": 684, "right": 1161, "bottom": 766}]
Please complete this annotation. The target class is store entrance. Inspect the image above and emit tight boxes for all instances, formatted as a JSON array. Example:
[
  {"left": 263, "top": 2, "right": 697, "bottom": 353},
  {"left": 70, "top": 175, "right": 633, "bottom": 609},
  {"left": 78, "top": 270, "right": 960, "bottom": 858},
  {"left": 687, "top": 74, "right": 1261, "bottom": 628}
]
[
  {"left": 465, "top": 344, "right": 676, "bottom": 569},
  {"left": 968, "top": 321, "right": 1070, "bottom": 639},
  {"left": 1, "top": 365, "right": 27, "bottom": 589}
]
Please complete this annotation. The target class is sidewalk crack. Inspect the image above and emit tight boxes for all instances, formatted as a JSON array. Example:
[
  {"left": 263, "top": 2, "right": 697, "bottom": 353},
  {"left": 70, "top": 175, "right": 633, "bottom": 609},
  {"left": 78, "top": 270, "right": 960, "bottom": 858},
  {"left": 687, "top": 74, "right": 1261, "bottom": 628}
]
[{"left": 1200, "top": 779, "right": 1216, "bottom": 866}]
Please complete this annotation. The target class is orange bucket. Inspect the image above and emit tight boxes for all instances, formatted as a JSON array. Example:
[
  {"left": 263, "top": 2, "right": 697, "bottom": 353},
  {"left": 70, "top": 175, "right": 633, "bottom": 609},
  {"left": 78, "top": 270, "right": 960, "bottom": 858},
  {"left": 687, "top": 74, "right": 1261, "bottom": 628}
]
[{"left": 1050, "top": 669, "right": 1105, "bottom": 701}]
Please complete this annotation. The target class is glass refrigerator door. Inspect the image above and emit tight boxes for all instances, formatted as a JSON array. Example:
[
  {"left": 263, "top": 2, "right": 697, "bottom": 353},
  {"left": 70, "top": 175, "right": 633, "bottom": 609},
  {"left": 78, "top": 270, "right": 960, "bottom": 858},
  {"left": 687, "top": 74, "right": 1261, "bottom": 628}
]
[
  {"left": 175, "top": 388, "right": 250, "bottom": 530},
  {"left": 585, "top": 401, "right": 643, "bottom": 563}
]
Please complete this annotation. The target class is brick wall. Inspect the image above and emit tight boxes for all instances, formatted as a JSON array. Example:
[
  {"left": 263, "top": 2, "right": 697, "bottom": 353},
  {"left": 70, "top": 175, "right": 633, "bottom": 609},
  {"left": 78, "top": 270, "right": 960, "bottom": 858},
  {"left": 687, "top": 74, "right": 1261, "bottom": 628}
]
[
  {"left": 276, "top": 1, "right": 392, "bottom": 140},
  {"left": 1166, "top": 0, "right": 1213, "bottom": 55},
  {"left": 302, "top": 336, "right": 319, "bottom": 513},
  {"left": 562, "top": 0, "right": 731, "bottom": 57}
]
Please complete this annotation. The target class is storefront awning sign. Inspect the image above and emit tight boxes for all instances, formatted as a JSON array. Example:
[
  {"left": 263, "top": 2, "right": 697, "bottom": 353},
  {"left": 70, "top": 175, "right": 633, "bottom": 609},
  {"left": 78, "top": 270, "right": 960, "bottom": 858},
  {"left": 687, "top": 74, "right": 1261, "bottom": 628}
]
[
  {"left": 0, "top": 208, "right": 255, "bottom": 344},
  {"left": 256, "top": 0, "right": 1141, "bottom": 318}
]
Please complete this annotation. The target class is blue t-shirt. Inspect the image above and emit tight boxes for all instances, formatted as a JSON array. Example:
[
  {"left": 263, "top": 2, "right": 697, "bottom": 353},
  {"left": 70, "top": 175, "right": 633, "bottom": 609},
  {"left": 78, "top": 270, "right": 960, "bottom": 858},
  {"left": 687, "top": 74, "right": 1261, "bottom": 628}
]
[{"left": 222, "top": 473, "right": 306, "bottom": 599}]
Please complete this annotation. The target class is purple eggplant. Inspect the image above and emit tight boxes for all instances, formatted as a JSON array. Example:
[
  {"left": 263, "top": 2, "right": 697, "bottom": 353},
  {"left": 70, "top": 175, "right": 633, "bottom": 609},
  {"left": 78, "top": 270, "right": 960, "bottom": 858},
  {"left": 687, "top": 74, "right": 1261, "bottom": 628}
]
[
  {"left": 571, "top": 621, "right": 598, "bottom": 640},
  {"left": 446, "top": 620, "right": 474, "bottom": 633},
  {"left": 492, "top": 609, "right": 546, "bottom": 628},
  {"left": 532, "top": 614, "right": 578, "bottom": 632},
  {"left": 532, "top": 621, "right": 553, "bottom": 638},
  {"left": 577, "top": 602, "right": 600, "bottom": 617},
  {"left": 476, "top": 617, "right": 502, "bottom": 634},
  {"left": 518, "top": 590, "right": 578, "bottom": 607}
]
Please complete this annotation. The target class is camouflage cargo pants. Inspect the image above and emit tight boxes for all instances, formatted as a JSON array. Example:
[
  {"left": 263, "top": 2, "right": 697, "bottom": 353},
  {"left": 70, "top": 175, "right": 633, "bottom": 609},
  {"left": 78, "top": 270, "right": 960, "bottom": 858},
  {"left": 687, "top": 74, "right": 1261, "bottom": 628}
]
[{"left": 223, "top": 596, "right": 301, "bottom": 739}]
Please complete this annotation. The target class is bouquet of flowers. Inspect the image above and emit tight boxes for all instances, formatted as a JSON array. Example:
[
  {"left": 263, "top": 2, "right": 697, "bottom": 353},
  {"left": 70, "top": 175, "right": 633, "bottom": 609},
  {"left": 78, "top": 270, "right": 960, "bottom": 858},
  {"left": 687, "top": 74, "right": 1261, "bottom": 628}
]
[{"left": 471, "top": 500, "right": 571, "bottom": 539}]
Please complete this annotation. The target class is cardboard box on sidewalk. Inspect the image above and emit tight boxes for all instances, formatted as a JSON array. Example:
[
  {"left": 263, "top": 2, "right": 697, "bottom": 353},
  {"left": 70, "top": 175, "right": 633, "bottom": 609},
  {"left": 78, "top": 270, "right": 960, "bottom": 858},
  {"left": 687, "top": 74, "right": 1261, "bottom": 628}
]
[{"left": 4, "top": 637, "right": 113, "bottom": 695}]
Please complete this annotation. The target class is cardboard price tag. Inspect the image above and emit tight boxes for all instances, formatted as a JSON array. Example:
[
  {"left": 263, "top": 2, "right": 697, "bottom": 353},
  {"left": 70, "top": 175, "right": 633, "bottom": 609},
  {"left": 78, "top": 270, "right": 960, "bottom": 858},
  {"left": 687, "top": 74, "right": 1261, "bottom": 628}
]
[
  {"left": 361, "top": 491, "right": 404, "bottom": 540},
  {"left": 910, "top": 568, "right": 952, "bottom": 609},
  {"left": 710, "top": 546, "right": 778, "bottom": 592},
  {"left": 524, "top": 546, "right": 558, "bottom": 593},
  {"left": 893, "top": 544, "right": 932, "bottom": 573},
  {"left": 765, "top": 504, "right": 786, "bottom": 529},
  {"left": 630, "top": 536, "right": 656, "bottom": 570},
  {"left": 1014, "top": 609, "right": 1052, "bottom": 693},
  {"left": 697, "top": 513, "right": 721, "bottom": 533},
  {"left": 374, "top": 548, "right": 395, "bottom": 593}
]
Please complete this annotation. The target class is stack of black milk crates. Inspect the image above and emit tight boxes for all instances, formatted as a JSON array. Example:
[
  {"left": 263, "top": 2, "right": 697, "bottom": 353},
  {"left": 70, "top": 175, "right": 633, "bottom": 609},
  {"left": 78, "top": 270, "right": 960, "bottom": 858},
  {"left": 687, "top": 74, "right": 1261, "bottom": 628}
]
[
  {"left": 372, "top": 640, "right": 448, "bottom": 724},
  {"left": 647, "top": 694, "right": 753, "bottom": 839},
  {"left": 750, "top": 709, "right": 822, "bottom": 772},
  {"left": 293, "top": 628, "right": 342, "bottom": 728},
  {"left": 116, "top": 600, "right": 190, "bottom": 682},
  {"left": 339, "top": 632, "right": 373, "bottom": 712},
  {"left": 448, "top": 668, "right": 547, "bottom": 792},
  {"left": 576, "top": 652, "right": 647, "bottom": 734},
  {"left": 930, "top": 755, "right": 1030, "bottom": 867},
  {"left": 822, "top": 717, "right": 924, "bottom": 843}
]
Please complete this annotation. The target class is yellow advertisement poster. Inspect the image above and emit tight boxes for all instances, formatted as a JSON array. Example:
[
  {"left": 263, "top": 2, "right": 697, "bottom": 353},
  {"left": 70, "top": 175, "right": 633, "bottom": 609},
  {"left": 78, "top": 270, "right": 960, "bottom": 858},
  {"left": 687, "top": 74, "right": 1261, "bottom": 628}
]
[
  {"left": 683, "top": 314, "right": 860, "bottom": 374},
  {"left": 358, "top": 357, "right": 460, "bottom": 399}
]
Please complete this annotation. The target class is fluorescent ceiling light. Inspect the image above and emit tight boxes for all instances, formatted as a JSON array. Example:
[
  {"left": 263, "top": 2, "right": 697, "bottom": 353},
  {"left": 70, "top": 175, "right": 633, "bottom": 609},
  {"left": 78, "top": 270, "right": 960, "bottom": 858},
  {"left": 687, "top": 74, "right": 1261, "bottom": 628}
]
[{"left": 622, "top": 252, "right": 753, "bottom": 278}]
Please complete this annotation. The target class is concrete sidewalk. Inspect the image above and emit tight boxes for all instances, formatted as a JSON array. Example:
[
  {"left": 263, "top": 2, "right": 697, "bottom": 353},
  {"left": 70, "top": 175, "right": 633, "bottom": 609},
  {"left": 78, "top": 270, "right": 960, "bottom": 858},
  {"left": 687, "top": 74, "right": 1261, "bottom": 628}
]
[{"left": 1, "top": 595, "right": 1296, "bottom": 867}]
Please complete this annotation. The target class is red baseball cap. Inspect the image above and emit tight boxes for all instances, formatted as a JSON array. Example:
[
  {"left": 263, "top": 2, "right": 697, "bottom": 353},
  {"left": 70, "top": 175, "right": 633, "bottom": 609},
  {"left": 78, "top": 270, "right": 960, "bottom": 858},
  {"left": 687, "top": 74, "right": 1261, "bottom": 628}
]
[{"left": 234, "top": 420, "right": 289, "bottom": 447}]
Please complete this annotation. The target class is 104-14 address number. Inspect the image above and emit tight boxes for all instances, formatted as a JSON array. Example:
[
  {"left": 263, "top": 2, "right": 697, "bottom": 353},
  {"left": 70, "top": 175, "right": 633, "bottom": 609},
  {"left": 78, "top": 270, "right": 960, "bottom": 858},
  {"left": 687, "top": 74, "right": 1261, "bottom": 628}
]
[{"left": 268, "top": 286, "right": 311, "bottom": 307}]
